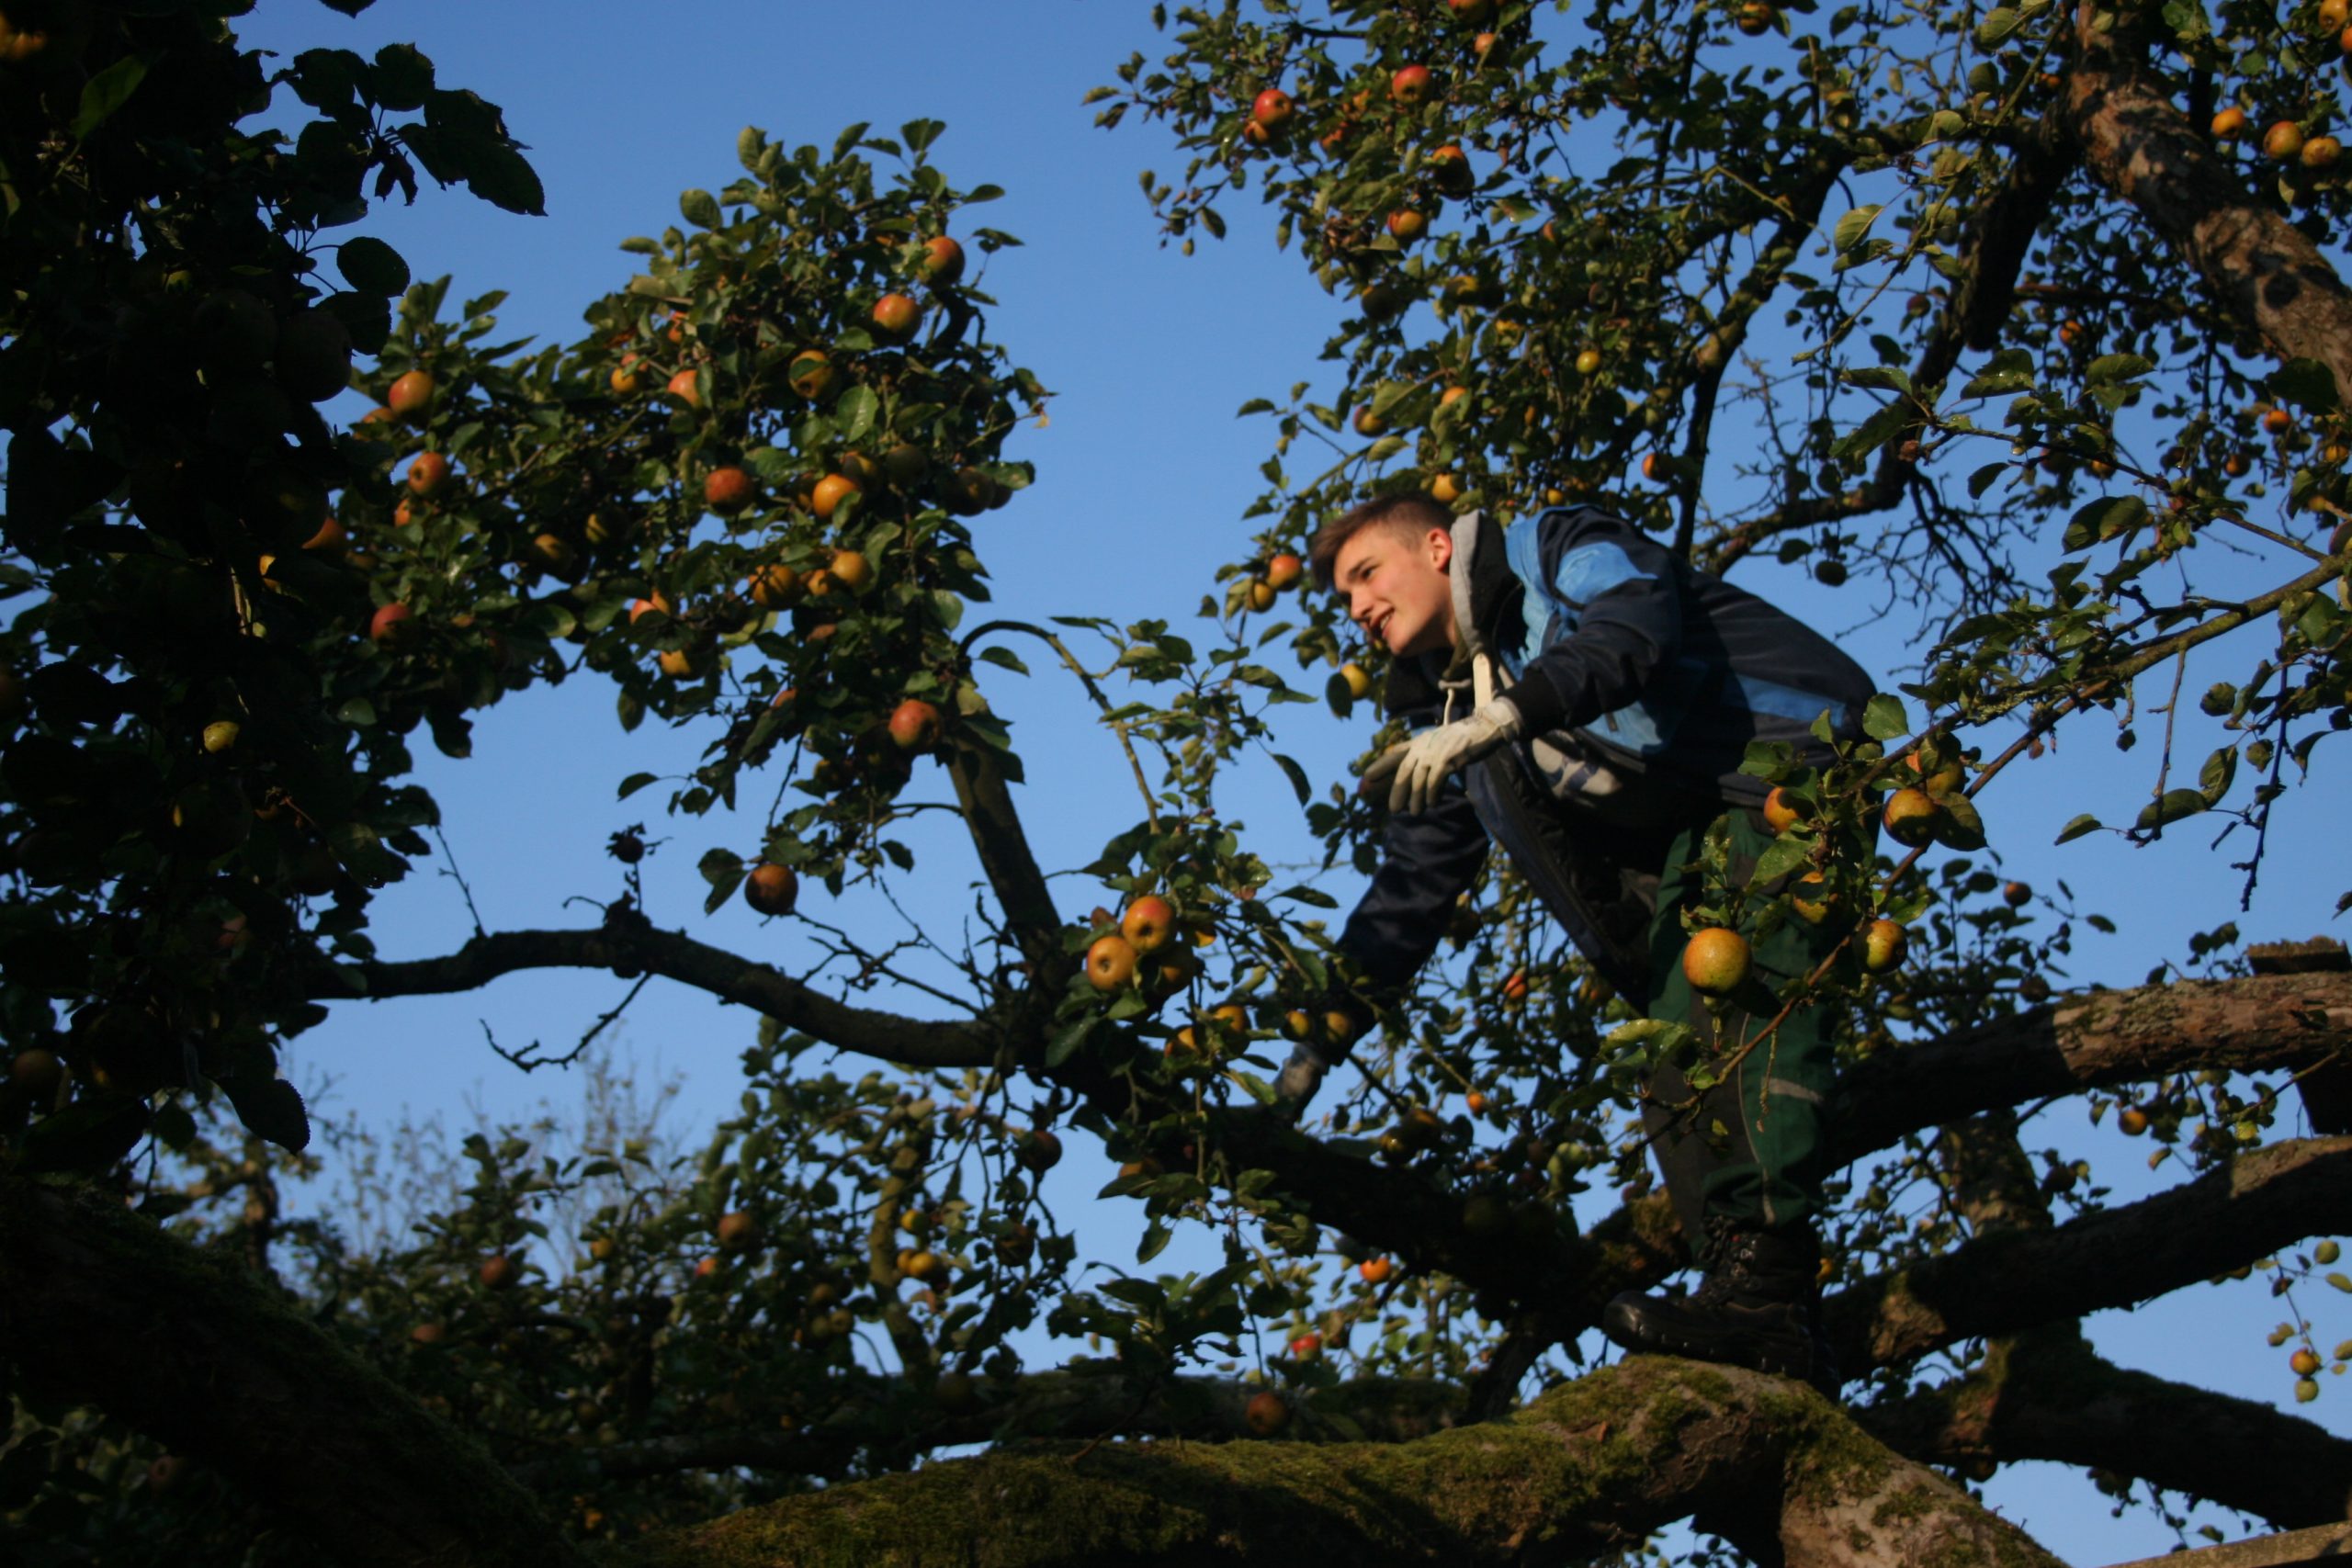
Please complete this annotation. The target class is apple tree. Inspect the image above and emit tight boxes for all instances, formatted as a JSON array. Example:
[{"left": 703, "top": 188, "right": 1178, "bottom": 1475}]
[{"left": 5, "top": 1, "right": 2352, "bottom": 1566}]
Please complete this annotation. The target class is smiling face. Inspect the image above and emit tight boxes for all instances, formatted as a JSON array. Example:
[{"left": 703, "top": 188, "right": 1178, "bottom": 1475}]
[{"left": 1332, "top": 521, "right": 1456, "bottom": 659}]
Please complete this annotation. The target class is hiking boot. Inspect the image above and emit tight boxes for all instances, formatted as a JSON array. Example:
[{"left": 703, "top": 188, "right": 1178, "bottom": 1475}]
[{"left": 1600, "top": 1215, "right": 1841, "bottom": 1399}]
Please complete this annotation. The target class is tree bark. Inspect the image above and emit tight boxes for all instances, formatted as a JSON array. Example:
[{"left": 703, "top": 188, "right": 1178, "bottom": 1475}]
[
  {"left": 627, "top": 1359, "right": 2063, "bottom": 1568},
  {"left": 507, "top": 1368, "right": 1472, "bottom": 1491},
  {"left": 2071, "top": 0, "right": 2352, "bottom": 400},
  {"left": 1828, "top": 1134, "right": 2352, "bottom": 1372},
  {"left": 324, "top": 919, "right": 996, "bottom": 1069},
  {"left": 1832, "top": 970, "right": 2352, "bottom": 1168},
  {"left": 0, "top": 1176, "right": 586, "bottom": 1568},
  {"left": 1864, "top": 1326, "right": 2352, "bottom": 1530}
]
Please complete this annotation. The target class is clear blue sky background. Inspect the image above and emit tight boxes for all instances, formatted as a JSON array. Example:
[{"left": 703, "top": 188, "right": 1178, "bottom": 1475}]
[{"left": 232, "top": 4, "right": 2346, "bottom": 1560}]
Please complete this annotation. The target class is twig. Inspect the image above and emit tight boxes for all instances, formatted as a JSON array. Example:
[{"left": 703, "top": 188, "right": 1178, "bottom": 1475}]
[
  {"left": 433, "top": 825, "right": 488, "bottom": 939},
  {"left": 960, "top": 619, "right": 1162, "bottom": 830},
  {"left": 481, "top": 972, "right": 650, "bottom": 1074}
]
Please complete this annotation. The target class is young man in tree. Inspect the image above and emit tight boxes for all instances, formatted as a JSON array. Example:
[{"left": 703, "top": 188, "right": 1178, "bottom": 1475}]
[{"left": 1279, "top": 494, "right": 1875, "bottom": 1394}]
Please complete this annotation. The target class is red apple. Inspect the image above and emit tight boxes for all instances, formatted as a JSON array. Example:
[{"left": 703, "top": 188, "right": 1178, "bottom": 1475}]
[
  {"left": 921, "top": 236, "right": 966, "bottom": 286},
  {"left": 744, "top": 863, "right": 799, "bottom": 917},
  {"left": 406, "top": 451, "right": 451, "bottom": 497},
  {"left": 368, "top": 603, "right": 416, "bottom": 648},
  {"left": 888, "top": 698, "right": 944, "bottom": 750},
  {"left": 705, "top": 466, "right": 756, "bottom": 514}
]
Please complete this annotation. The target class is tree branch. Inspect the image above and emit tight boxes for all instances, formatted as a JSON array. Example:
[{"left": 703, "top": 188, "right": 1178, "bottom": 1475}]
[
  {"left": 941, "top": 739, "right": 1066, "bottom": 1025},
  {"left": 2071, "top": 0, "right": 2352, "bottom": 400},
  {"left": 507, "top": 1368, "right": 1470, "bottom": 1491},
  {"left": 1710, "top": 118, "right": 2076, "bottom": 574},
  {"left": 0, "top": 1177, "right": 584, "bottom": 1568},
  {"left": 315, "top": 917, "right": 997, "bottom": 1069},
  {"left": 1832, "top": 969, "right": 2352, "bottom": 1168},
  {"left": 1829, "top": 1134, "right": 2352, "bottom": 1373},
  {"left": 1863, "top": 1325, "right": 2352, "bottom": 1530},
  {"left": 625, "top": 1359, "right": 2062, "bottom": 1568},
  {"left": 1200, "top": 971, "right": 2351, "bottom": 1352}
]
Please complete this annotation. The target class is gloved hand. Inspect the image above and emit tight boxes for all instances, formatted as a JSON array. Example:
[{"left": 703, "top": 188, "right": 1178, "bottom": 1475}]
[
  {"left": 1271, "top": 1039, "right": 1332, "bottom": 1122},
  {"left": 1362, "top": 697, "right": 1523, "bottom": 816}
]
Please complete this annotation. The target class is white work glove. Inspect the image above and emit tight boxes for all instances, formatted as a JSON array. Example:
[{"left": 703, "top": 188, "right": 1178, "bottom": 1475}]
[
  {"left": 1362, "top": 697, "right": 1523, "bottom": 816},
  {"left": 1270, "top": 1041, "right": 1331, "bottom": 1122}
]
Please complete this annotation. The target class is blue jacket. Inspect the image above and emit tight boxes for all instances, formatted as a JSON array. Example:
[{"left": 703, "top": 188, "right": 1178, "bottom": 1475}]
[{"left": 1336, "top": 507, "right": 1874, "bottom": 1002}]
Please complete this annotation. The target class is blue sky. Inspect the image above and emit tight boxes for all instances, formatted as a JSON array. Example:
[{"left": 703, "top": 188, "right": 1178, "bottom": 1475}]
[{"left": 227, "top": 5, "right": 2348, "bottom": 1559}]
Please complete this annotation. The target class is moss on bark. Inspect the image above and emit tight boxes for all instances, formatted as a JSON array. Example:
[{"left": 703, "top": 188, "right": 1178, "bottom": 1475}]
[{"left": 628, "top": 1359, "right": 2061, "bottom": 1568}]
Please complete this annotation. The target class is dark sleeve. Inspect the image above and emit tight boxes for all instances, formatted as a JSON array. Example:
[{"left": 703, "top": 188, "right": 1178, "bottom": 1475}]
[
  {"left": 1333, "top": 783, "right": 1488, "bottom": 1013},
  {"left": 1498, "top": 513, "right": 1683, "bottom": 736}
]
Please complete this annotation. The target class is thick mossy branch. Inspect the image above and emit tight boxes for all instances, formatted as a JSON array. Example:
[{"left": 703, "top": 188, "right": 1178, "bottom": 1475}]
[
  {"left": 509, "top": 1368, "right": 1469, "bottom": 1490},
  {"left": 0, "top": 1177, "right": 585, "bottom": 1568},
  {"left": 628, "top": 1359, "right": 2060, "bottom": 1568}
]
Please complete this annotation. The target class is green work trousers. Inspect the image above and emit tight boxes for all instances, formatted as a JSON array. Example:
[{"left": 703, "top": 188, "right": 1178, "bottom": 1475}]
[{"left": 1638, "top": 807, "right": 1843, "bottom": 1240}]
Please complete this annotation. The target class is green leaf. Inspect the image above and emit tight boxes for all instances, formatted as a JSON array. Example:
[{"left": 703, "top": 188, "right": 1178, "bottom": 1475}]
[
  {"left": 1832, "top": 204, "right": 1884, "bottom": 253},
  {"left": 369, "top": 43, "right": 433, "bottom": 110},
  {"left": 1137, "top": 1219, "right": 1172, "bottom": 1264},
  {"left": 2159, "top": 0, "right": 2211, "bottom": 41},
  {"left": 2274, "top": 357, "right": 2342, "bottom": 415},
  {"left": 1750, "top": 835, "right": 1812, "bottom": 887},
  {"left": 837, "top": 384, "right": 879, "bottom": 443},
  {"left": 288, "top": 48, "right": 365, "bottom": 110},
  {"left": 1045, "top": 1015, "right": 1095, "bottom": 1067},
  {"left": 2064, "top": 495, "right": 2149, "bottom": 552},
  {"left": 221, "top": 1077, "right": 311, "bottom": 1154},
  {"left": 1974, "top": 6, "right": 2021, "bottom": 46},
  {"left": 1961, "top": 350, "right": 2036, "bottom": 398},
  {"left": 1830, "top": 400, "right": 1909, "bottom": 461},
  {"left": 680, "top": 188, "right": 721, "bottom": 229},
  {"left": 2135, "top": 788, "right": 2209, "bottom": 830},
  {"left": 1968, "top": 462, "right": 2009, "bottom": 499},
  {"left": 1932, "top": 793, "right": 1987, "bottom": 852},
  {"left": 17, "top": 1095, "right": 150, "bottom": 1175},
  {"left": 465, "top": 141, "right": 546, "bottom": 216},
  {"left": 978, "top": 646, "right": 1029, "bottom": 675},
  {"left": 73, "top": 53, "right": 153, "bottom": 140},
  {"left": 2054, "top": 813, "right": 2103, "bottom": 844},
  {"left": 329, "top": 822, "right": 407, "bottom": 885},
  {"left": 1841, "top": 367, "right": 1912, "bottom": 394},
  {"left": 336, "top": 236, "right": 411, "bottom": 296},
  {"left": 1861, "top": 693, "right": 1909, "bottom": 741},
  {"left": 2199, "top": 744, "right": 2238, "bottom": 805},
  {"left": 1229, "top": 1069, "right": 1277, "bottom": 1106},
  {"left": 1271, "top": 752, "right": 1311, "bottom": 805},
  {"left": 2084, "top": 353, "right": 2155, "bottom": 384},
  {"left": 616, "top": 772, "right": 658, "bottom": 800}
]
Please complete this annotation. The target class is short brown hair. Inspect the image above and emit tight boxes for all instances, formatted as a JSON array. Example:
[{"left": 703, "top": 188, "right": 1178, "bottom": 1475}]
[{"left": 1307, "top": 493, "right": 1453, "bottom": 589}]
